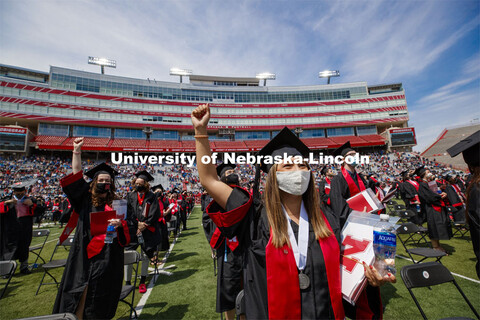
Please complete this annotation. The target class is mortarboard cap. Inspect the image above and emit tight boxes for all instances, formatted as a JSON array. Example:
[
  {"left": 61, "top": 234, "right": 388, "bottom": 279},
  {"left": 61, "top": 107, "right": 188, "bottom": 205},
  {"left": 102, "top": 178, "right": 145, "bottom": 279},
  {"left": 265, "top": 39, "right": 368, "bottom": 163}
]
[
  {"left": 84, "top": 163, "right": 119, "bottom": 180},
  {"left": 446, "top": 130, "right": 480, "bottom": 167},
  {"left": 414, "top": 166, "right": 427, "bottom": 177},
  {"left": 320, "top": 165, "right": 328, "bottom": 176},
  {"left": 134, "top": 170, "right": 154, "bottom": 182},
  {"left": 400, "top": 170, "right": 409, "bottom": 178},
  {"left": 256, "top": 127, "right": 311, "bottom": 173},
  {"left": 10, "top": 181, "right": 28, "bottom": 190},
  {"left": 333, "top": 141, "right": 354, "bottom": 157},
  {"left": 152, "top": 184, "right": 164, "bottom": 191},
  {"left": 216, "top": 163, "right": 236, "bottom": 178}
]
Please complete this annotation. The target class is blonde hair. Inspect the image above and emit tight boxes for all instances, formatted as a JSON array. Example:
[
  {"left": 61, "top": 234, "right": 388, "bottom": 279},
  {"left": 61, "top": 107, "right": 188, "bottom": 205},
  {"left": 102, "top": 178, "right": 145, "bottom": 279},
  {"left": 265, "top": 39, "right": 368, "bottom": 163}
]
[{"left": 264, "top": 164, "right": 332, "bottom": 248}]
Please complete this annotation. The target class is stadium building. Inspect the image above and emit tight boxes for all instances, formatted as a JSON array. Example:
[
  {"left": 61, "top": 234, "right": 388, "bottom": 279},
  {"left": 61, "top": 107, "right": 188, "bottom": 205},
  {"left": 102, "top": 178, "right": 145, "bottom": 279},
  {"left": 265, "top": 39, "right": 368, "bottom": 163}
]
[{"left": 0, "top": 63, "right": 416, "bottom": 156}]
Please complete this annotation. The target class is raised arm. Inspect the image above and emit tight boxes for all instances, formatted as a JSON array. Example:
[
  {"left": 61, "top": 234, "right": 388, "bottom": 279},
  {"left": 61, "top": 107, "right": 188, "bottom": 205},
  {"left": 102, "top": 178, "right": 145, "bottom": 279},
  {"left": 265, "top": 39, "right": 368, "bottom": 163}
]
[
  {"left": 72, "top": 137, "right": 84, "bottom": 174},
  {"left": 191, "top": 104, "right": 232, "bottom": 209}
]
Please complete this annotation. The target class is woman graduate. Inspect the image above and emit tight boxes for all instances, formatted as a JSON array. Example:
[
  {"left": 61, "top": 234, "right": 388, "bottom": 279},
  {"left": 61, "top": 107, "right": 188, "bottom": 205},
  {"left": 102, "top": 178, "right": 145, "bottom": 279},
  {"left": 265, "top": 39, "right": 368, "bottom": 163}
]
[
  {"left": 415, "top": 166, "right": 452, "bottom": 253},
  {"left": 53, "top": 137, "right": 130, "bottom": 319},
  {"left": 192, "top": 104, "right": 395, "bottom": 319}
]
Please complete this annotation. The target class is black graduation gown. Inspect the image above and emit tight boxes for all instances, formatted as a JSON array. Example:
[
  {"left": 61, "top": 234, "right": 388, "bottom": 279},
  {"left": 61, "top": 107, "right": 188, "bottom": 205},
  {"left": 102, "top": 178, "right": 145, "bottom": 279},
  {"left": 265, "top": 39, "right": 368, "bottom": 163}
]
[
  {"left": 125, "top": 191, "right": 161, "bottom": 258},
  {"left": 445, "top": 185, "right": 466, "bottom": 222},
  {"left": 53, "top": 171, "right": 129, "bottom": 320},
  {"left": 0, "top": 197, "right": 35, "bottom": 263},
  {"left": 202, "top": 210, "right": 243, "bottom": 313},
  {"left": 59, "top": 199, "right": 73, "bottom": 224},
  {"left": 329, "top": 170, "right": 369, "bottom": 228},
  {"left": 318, "top": 178, "right": 331, "bottom": 208},
  {"left": 156, "top": 194, "right": 170, "bottom": 252},
  {"left": 467, "top": 183, "right": 480, "bottom": 278},
  {"left": 402, "top": 181, "right": 424, "bottom": 225},
  {"left": 207, "top": 188, "right": 336, "bottom": 319},
  {"left": 418, "top": 181, "right": 452, "bottom": 240}
]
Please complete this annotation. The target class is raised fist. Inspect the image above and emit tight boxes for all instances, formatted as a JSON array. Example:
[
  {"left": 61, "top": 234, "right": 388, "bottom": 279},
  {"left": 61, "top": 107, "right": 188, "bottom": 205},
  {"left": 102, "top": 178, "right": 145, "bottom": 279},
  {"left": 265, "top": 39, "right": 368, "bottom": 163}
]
[
  {"left": 73, "top": 137, "right": 84, "bottom": 151},
  {"left": 191, "top": 104, "right": 211, "bottom": 131}
]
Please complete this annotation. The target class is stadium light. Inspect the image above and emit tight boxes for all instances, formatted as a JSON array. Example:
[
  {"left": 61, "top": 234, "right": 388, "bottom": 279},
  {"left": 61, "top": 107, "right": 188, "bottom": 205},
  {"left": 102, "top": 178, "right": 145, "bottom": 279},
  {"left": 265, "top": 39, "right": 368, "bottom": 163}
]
[
  {"left": 88, "top": 56, "right": 116, "bottom": 74},
  {"left": 318, "top": 70, "right": 340, "bottom": 84},
  {"left": 170, "top": 68, "right": 193, "bottom": 83},
  {"left": 256, "top": 72, "right": 276, "bottom": 86}
]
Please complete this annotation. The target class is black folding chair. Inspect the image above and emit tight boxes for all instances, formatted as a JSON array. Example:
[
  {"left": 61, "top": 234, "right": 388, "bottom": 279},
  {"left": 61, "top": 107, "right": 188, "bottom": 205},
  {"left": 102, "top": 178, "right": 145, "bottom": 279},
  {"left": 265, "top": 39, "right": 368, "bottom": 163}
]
[
  {"left": 401, "top": 262, "right": 480, "bottom": 319},
  {"left": 36, "top": 236, "right": 74, "bottom": 295},
  {"left": 394, "top": 204, "right": 406, "bottom": 211},
  {"left": 29, "top": 229, "right": 50, "bottom": 268},
  {"left": 396, "top": 223, "right": 446, "bottom": 263},
  {"left": 167, "top": 215, "right": 178, "bottom": 237},
  {"left": 120, "top": 250, "right": 140, "bottom": 319},
  {"left": 235, "top": 289, "right": 245, "bottom": 320},
  {"left": 395, "top": 209, "right": 416, "bottom": 222},
  {"left": 0, "top": 260, "right": 17, "bottom": 299}
]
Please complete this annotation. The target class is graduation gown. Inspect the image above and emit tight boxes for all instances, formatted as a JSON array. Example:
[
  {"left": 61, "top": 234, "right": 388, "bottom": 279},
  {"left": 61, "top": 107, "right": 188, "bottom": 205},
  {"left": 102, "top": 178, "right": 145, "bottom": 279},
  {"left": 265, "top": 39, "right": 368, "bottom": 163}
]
[
  {"left": 318, "top": 177, "right": 332, "bottom": 207},
  {"left": 202, "top": 209, "right": 243, "bottom": 313},
  {"left": 467, "top": 183, "right": 480, "bottom": 278},
  {"left": 125, "top": 191, "right": 161, "bottom": 258},
  {"left": 402, "top": 180, "right": 424, "bottom": 225},
  {"left": 445, "top": 184, "right": 466, "bottom": 222},
  {"left": 418, "top": 181, "right": 452, "bottom": 240},
  {"left": 329, "top": 167, "right": 368, "bottom": 228},
  {"left": 156, "top": 194, "right": 170, "bottom": 251},
  {"left": 207, "top": 187, "right": 382, "bottom": 319},
  {"left": 53, "top": 171, "right": 130, "bottom": 320},
  {"left": 0, "top": 197, "right": 36, "bottom": 263}
]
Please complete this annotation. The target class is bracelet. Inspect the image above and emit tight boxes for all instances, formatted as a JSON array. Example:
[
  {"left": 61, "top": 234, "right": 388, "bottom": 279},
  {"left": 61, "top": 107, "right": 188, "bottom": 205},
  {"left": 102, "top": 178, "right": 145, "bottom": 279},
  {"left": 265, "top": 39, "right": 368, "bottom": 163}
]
[
  {"left": 194, "top": 135, "right": 209, "bottom": 139},
  {"left": 73, "top": 151, "right": 81, "bottom": 154}
]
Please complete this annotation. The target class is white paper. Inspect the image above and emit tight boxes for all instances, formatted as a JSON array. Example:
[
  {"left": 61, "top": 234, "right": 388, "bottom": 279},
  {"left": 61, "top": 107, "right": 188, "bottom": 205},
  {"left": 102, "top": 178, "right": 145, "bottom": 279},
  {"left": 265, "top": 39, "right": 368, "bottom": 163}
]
[{"left": 112, "top": 199, "right": 127, "bottom": 220}]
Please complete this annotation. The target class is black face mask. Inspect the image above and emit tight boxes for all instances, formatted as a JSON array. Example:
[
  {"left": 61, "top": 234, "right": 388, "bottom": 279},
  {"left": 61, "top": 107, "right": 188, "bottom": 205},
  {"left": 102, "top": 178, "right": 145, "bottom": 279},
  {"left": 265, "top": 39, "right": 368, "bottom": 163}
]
[
  {"left": 222, "top": 173, "right": 239, "bottom": 186},
  {"left": 135, "top": 185, "right": 146, "bottom": 192},
  {"left": 96, "top": 183, "right": 111, "bottom": 194}
]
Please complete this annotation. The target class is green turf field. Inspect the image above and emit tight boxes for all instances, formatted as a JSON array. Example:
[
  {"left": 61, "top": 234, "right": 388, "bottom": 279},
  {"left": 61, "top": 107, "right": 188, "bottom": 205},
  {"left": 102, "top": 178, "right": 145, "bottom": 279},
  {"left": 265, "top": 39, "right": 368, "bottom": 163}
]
[{"left": 1, "top": 205, "right": 479, "bottom": 319}]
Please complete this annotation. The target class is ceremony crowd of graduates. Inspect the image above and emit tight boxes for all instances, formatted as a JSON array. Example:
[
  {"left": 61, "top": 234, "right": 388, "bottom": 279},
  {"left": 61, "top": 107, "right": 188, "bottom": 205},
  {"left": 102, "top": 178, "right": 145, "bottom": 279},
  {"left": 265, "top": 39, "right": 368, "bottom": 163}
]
[{"left": 0, "top": 107, "right": 478, "bottom": 319}]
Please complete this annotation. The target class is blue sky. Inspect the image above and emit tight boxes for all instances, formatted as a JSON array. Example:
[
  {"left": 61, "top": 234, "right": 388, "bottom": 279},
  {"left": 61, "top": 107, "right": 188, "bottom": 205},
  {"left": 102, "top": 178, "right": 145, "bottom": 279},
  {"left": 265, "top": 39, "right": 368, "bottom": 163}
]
[{"left": 1, "top": 0, "right": 479, "bottom": 151}]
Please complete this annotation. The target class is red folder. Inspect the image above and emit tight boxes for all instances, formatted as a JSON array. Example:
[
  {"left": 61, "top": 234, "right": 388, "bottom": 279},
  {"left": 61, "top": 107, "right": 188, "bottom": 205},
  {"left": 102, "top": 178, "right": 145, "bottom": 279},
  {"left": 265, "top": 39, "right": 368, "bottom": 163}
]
[
  {"left": 90, "top": 211, "right": 117, "bottom": 237},
  {"left": 346, "top": 188, "right": 384, "bottom": 213}
]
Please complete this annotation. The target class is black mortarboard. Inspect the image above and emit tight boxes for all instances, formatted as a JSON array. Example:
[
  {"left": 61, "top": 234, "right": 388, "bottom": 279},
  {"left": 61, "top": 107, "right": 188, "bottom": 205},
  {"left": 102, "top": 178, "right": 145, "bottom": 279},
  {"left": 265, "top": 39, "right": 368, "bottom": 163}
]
[
  {"left": 446, "top": 130, "right": 480, "bottom": 167},
  {"left": 320, "top": 165, "right": 328, "bottom": 176},
  {"left": 216, "top": 163, "right": 236, "bottom": 178},
  {"left": 134, "top": 170, "right": 154, "bottom": 182},
  {"left": 172, "top": 187, "right": 180, "bottom": 194},
  {"left": 444, "top": 174, "right": 452, "bottom": 181},
  {"left": 84, "top": 162, "right": 119, "bottom": 180},
  {"left": 152, "top": 184, "right": 164, "bottom": 191},
  {"left": 400, "top": 170, "right": 409, "bottom": 177},
  {"left": 333, "top": 141, "right": 354, "bottom": 157},
  {"left": 256, "top": 127, "right": 311, "bottom": 173},
  {"left": 414, "top": 166, "right": 427, "bottom": 177},
  {"left": 10, "top": 181, "right": 28, "bottom": 190}
]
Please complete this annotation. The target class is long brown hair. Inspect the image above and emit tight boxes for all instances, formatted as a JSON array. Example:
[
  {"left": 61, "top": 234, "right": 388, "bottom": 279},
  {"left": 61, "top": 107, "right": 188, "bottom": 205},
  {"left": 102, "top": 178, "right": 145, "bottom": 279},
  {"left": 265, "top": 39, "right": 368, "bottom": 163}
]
[
  {"left": 264, "top": 164, "right": 332, "bottom": 248},
  {"left": 89, "top": 178, "right": 117, "bottom": 207}
]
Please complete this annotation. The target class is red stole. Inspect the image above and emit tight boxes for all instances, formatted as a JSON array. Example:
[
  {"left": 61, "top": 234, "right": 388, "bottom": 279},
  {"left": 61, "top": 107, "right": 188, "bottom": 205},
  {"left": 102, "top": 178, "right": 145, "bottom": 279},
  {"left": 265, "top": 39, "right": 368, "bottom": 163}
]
[
  {"left": 341, "top": 166, "right": 366, "bottom": 197},
  {"left": 325, "top": 177, "right": 331, "bottom": 195},
  {"left": 209, "top": 228, "right": 239, "bottom": 251},
  {"left": 137, "top": 192, "right": 145, "bottom": 205},
  {"left": 265, "top": 214, "right": 344, "bottom": 319}
]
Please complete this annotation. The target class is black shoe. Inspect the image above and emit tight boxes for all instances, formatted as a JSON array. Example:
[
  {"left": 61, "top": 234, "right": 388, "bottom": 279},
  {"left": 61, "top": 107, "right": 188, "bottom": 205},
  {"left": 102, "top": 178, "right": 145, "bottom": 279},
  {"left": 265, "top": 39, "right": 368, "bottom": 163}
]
[{"left": 20, "top": 268, "right": 32, "bottom": 275}]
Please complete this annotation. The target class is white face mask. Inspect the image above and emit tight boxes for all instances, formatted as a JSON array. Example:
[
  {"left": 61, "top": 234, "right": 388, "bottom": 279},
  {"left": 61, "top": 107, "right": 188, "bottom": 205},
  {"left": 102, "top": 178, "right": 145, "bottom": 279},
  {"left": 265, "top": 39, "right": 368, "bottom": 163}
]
[{"left": 276, "top": 170, "right": 311, "bottom": 196}]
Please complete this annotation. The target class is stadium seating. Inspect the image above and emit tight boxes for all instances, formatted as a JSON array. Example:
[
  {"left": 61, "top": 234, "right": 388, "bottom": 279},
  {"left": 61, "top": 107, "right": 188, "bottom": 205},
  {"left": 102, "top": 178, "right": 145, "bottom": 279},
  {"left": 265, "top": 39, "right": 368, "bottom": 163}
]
[
  {"left": 302, "top": 137, "right": 336, "bottom": 148},
  {"left": 421, "top": 124, "right": 480, "bottom": 170},
  {"left": 110, "top": 139, "right": 147, "bottom": 148},
  {"left": 34, "top": 136, "right": 68, "bottom": 146},
  {"left": 149, "top": 140, "right": 182, "bottom": 148},
  {"left": 212, "top": 140, "right": 247, "bottom": 151},
  {"left": 244, "top": 140, "right": 269, "bottom": 149}
]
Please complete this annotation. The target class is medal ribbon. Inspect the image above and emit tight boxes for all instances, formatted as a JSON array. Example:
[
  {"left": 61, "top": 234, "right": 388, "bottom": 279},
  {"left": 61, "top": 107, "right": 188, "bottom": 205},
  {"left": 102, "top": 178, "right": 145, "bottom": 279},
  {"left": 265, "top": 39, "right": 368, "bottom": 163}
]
[{"left": 281, "top": 201, "right": 309, "bottom": 271}]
